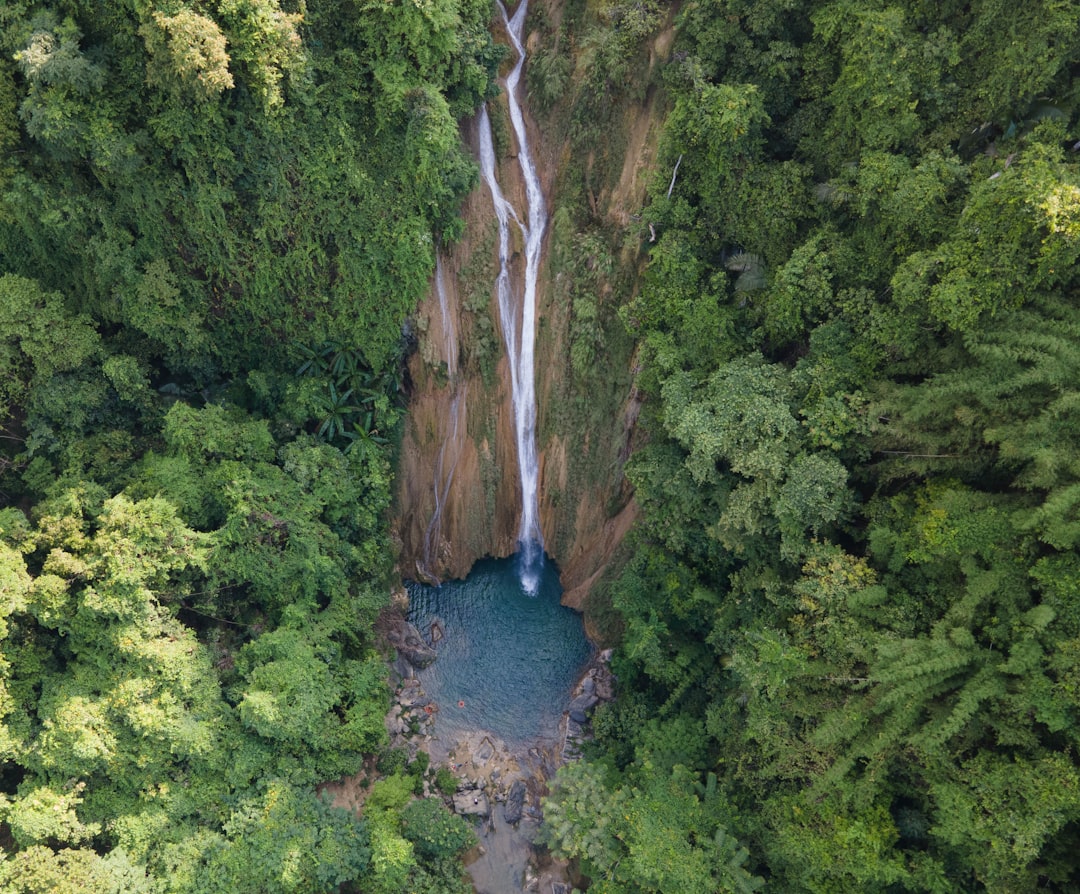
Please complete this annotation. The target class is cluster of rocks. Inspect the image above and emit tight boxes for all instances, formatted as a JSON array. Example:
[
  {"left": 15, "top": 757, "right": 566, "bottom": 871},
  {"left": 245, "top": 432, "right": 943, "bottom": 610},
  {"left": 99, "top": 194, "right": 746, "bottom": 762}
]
[
  {"left": 386, "top": 677, "right": 438, "bottom": 752},
  {"left": 561, "top": 649, "right": 615, "bottom": 763},
  {"left": 441, "top": 732, "right": 543, "bottom": 825},
  {"left": 384, "top": 616, "right": 437, "bottom": 671},
  {"left": 378, "top": 604, "right": 617, "bottom": 891},
  {"left": 382, "top": 615, "right": 442, "bottom": 756}
]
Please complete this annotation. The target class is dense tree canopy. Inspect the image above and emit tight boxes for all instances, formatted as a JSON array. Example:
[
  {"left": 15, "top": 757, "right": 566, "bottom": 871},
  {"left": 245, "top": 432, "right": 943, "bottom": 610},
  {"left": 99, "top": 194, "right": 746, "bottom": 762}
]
[
  {"left": 0, "top": 0, "right": 492, "bottom": 890},
  {"left": 541, "top": 0, "right": 1080, "bottom": 891},
  {"left": 4, "top": 0, "right": 1080, "bottom": 891}
]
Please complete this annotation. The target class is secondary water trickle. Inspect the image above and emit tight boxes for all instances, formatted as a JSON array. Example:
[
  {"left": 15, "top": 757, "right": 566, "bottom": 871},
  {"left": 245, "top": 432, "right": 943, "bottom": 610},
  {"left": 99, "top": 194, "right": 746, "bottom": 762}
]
[
  {"left": 477, "top": 0, "right": 547, "bottom": 593},
  {"left": 406, "top": 556, "right": 592, "bottom": 748}
]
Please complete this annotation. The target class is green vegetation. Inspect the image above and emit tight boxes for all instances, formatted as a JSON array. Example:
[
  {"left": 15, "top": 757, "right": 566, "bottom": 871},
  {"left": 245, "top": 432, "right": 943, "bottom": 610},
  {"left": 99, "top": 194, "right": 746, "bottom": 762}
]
[
  {"left": 5, "top": 0, "right": 1080, "bottom": 891},
  {"left": 0, "top": 0, "right": 493, "bottom": 890},
  {"left": 542, "top": 0, "right": 1080, "bottom": 891}
]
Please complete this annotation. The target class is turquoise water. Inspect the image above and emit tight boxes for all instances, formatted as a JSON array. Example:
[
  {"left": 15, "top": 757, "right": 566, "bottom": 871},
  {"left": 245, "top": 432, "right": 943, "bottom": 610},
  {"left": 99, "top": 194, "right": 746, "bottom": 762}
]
[{"left": 406, "top": 555, "right": 592, "bottom": 747}]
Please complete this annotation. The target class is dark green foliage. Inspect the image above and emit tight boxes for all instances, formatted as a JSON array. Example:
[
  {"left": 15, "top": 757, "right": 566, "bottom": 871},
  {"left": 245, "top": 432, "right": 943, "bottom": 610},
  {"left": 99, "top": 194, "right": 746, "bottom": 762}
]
[
  {"left": 6, "top": 0, "right": 1080, "bottom": 888},
  {"left": 0, "top": 0, "right": 494, "bottom": 381},
  {"left": 433, "top": 767, "right": 458, "bottom": 797},
  {"left": 542, "top": 760, "right": 764, "bottom": 894},
  {"left": 550, "top": 1, "right": 1080, "bottom": 891},
  {"left": 400, "top": 797, "right": 474, "bottom": 862},
  {"left": 376, "top": 747, "right": 409, "bottom": 778}
]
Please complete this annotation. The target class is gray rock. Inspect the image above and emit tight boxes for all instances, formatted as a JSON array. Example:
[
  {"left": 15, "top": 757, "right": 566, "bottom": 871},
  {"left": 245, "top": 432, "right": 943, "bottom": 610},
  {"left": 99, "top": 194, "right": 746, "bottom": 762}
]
[
  {"left": 594, "top": 667, "right": 615, "bottom": 700},
  {"left": 504, "top": 780, "right": 527, "bottom": 825},
  {"left": 453, "top": 791, "right": 490, "bottom": 817},
  {"left": 385, "top": 618, "right": 437, "bottom": 669},
  {"left": 569, "top": 708, "right": 588, "bottom": 724},
  {"left": 473, "top": 735, "right": 495, "bottom": 767},
  {"left": 569, "top": 693, "right": 599, "bottom": 714},
  {"left": 581, "top": 675, "right": 595, "bottom": 696}
]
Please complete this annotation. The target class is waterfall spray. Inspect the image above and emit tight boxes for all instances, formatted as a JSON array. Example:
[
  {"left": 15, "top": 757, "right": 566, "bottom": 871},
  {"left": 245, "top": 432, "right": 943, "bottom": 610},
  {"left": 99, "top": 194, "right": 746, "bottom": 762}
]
[{"left": 476, "top": 0, "right": 547, "bottom": 594}]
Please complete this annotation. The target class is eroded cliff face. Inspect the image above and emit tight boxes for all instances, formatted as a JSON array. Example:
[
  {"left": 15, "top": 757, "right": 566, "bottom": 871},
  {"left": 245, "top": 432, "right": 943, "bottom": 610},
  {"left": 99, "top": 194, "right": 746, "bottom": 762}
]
[{"left": 394, "top": 0, "right": 674, "bottom": 619}]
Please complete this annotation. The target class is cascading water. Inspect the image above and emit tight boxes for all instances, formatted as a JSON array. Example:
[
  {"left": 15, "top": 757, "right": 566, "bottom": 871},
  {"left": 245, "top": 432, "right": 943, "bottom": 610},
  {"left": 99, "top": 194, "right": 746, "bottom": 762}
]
[
  {"left": 477, "top": 0, "right": 547, "bottom": 594},
  {"left": 421, "top": 256, "right": 468, "bottom": 581},
  {"left": 434, "top": 254, "right": 459, "bottom": 379}
]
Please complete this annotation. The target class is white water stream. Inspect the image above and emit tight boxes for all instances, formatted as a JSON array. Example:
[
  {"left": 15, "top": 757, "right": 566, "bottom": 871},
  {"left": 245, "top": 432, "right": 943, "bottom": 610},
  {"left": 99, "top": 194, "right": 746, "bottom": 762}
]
[{"left": 477, "top": 0, "right": 547, "bottom": 594}]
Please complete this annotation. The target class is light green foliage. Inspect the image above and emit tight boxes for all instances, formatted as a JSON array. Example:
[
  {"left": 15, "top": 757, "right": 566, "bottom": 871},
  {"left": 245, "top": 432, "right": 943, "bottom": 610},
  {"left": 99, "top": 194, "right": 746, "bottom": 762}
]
[
  {"left": 542, "top": 760, "right": 763, "bottom": 894},
  {"left": 0, "top": 275, "right": 99, "bottom": 421},
  {"left": 13, "top": 13, "right": 110, "bottom": 160},
  {"left": 931, "top": 752, "right": 1080, "bottom": 891},
  {"left": 0, "top": 476, "right": 387, "bottom": 890},
  {"left": 671, "top": 81, "right": 768, "bottom": 158},
  {"left": 196, "top": 781, "right": 369, "bottom": 894},
  {"left": 951, "top": 0, "right": 1080, "bottom": 128},
  {"left": 140, "top": 9, "right": 235, "bottom": 100},
  {"left": 663, "top": 355, "right": 795, "bottom": 482},
  {"left": 655, "top": 354, "right": 850, "bottom": 560},
  {"left": 123, "top": 260, "right": 210, "bottom": 363},
  {"left": 362, "top": 774, "right": 419, "bottom": 894},
  {"left": 0, "top": 0, "right": 492, "bottom": 890},
  {"left": 541, "top": 761, "right": 623, "bottom": 874},
  {"left": 806, "top": 2, "right": 952, "bottom": 159},
  {"left": 892, "top": 134, "right": 1080, "bottom": 331},
  {"left": 163, "top": 403, "right": 274, "bottom": 464},
  {"left": 762, "top": 791, "right": 933, "bottom": 894},
  {"left": 761, "top": 234, "right": 834, "bottom": 342},
  {"left": 237, "top": 629, "right": 337, "bottom": 743},
  {"left": 213, "top": 0, "right": 304, "bottom": 111},
  {"left": 0, "top": 845, "right": 160, "bottom": 894},
  {"left": 0, "top": 0, "right": 494, "bottom": 381},
  {"left": 7, "top": 0, "right": 1080, "bottom": 889},
  {"left": 673, "top": 0, "right": 807, "bottom": 116},
  {"left": 4, "top": 784, "right": 100, "bottom": 847},
  {"left": 236, "top": 628, "right": 387, "bottom": 774}
]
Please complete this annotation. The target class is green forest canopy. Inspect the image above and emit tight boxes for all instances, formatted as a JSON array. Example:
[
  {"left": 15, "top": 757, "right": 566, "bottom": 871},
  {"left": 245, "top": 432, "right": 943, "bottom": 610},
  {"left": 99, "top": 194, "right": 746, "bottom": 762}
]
[
  {"left": 540, "top": 1, "right": 1080, "bottom": 892},
  {"left": 0, "top": 0, "right": 495, "bottom": 891},
  {"left": 2, "top": 0, "right": 1080, "bottom": 892}
]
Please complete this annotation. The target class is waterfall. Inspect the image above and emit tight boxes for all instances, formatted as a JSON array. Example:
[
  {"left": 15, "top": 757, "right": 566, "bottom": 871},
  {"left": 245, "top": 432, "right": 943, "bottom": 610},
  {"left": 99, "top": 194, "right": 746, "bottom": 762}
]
[
  {"left": 476, "top": 0, "right": 547, "bottom": 594},
  {"left": 421, "top": 256, "right": 468, "bottom": 582},
  {"left": 435, "top": 254, "right": 459, "bottom": 379}
]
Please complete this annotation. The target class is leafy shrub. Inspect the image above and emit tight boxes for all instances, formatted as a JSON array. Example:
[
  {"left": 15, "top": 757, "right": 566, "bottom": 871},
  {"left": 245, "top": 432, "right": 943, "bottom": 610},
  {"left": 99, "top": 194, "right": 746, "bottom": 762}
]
[
  {"left": 400, "top": 798, "right": 475, "bottom": 862},
  {"left": 376, "top": 747, "right": 409, "bottom": 777},
  {"left": 433, "top": 768, "right": 458, "bottom": 797}
]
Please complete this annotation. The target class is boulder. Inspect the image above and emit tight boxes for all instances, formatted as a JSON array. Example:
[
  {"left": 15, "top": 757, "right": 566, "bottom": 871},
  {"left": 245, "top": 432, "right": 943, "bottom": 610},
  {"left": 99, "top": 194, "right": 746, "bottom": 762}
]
[
  {"left": 472, "top": 735, "right": 495, "bottom": 768},
  {"left": 593, "top": 666, "right": 615, "bottom": 700},
  {"left": 453, "top": 791, "right": 490, "bottom": 817},
  {"left": 385, "top": 618, "right": 437, "bottom": 669},
  {"left": 504, "top": 780, "right": 527, "bottom": 825},
  {"left": 569, "top": 693, "right": 599, "bottom": 715}
]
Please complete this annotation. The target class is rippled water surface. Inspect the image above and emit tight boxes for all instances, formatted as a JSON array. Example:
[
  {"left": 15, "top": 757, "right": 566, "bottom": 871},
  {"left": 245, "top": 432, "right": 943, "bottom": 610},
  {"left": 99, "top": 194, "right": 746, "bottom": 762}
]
[{"left": 406, "top": 555, "right": 592, "bottom": 747}]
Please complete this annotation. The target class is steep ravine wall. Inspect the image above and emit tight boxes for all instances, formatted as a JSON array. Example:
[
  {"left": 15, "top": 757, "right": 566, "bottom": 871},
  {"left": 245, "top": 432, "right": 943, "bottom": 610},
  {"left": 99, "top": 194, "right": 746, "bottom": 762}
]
[{"left": 393, "top": 1, "right": 673, "bottom": 618}]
